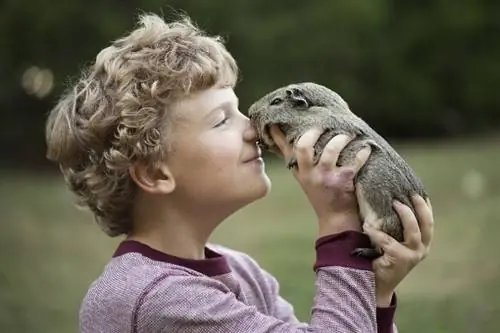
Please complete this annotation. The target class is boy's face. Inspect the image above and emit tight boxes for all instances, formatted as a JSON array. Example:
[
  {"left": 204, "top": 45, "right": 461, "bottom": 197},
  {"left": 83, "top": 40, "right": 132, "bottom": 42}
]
[{"left": 164, "top": 84, "right": 272, "bottom": 212}]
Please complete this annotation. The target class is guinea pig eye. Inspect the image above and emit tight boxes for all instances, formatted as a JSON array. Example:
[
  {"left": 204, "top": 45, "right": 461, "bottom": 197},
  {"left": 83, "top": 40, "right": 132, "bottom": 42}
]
[{"left": 270, "top": 97, "right": 283, "bottom": 106}]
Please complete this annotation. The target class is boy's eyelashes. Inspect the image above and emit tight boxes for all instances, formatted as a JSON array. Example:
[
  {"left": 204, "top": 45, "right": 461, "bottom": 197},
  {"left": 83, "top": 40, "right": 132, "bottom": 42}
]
[
  {"left": 211, "top": 104, "right": 240, "bottom": 128},
  {"left": 214, "top": 116, "right": 229, "bottom": 127}
]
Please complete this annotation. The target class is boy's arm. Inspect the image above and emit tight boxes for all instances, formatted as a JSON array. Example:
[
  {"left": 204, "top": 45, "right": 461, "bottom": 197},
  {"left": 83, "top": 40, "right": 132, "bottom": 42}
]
[
  {"left": 136, "top": 231, "right": 385, "bottom": 332},
  {"left": 265, "top": 235, "right": 397, "bottom": 333},
  {"left": 267, "top": 271, "right": 398, "bottom": 333}
]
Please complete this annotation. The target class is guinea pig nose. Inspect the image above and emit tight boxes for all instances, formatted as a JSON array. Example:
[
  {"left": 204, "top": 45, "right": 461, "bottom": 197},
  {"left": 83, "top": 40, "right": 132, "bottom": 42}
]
[{"left": 292, "top": 97, "right": 308, "bottom": 108}]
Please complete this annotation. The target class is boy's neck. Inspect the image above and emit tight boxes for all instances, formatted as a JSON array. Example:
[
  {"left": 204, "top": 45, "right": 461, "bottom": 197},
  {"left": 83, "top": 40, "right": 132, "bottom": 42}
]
[
  {"left": 129, "top": 193, "right": 233, "bottom": 260},
  {"left": 127, "top": 229, "right": 207, "bottom": 260}
]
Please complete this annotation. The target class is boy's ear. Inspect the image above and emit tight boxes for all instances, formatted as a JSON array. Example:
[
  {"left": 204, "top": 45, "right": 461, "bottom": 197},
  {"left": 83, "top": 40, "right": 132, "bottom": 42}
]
[{"left": 129, "top": 162, "right": 175, "bottom": 195}]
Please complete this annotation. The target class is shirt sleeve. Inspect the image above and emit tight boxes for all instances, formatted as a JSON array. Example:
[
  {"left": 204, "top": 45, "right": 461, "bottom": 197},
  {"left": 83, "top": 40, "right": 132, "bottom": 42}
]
[
  {"left": 261, "top": 260, "right": 398, "bottom": 333},
  {"left": 376, "top": 294, "right": 398, "bottom": 333},
  {"left": 135, "top": 231, "right": 384, "bottom": 333}
]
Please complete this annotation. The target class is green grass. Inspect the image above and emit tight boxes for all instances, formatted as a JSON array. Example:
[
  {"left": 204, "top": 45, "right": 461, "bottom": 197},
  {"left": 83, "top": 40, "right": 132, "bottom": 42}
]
[{"left": 1, "top": 136, "right": 499, "bottom": 332}]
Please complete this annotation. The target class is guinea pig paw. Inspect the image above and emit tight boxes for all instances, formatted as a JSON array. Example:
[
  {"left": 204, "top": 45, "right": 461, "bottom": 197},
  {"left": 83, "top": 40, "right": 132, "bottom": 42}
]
[
  {"left": 351, "top": 247, "right": 384, "bottom": 260},
  {"left": 286, "top": 156, "right": 298, "bottom": 170}
]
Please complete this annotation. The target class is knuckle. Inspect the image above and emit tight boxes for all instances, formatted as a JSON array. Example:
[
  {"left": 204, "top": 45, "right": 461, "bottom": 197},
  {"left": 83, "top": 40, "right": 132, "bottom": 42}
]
[
  {"left": 318, "top": 155, "right": 335, "bottom": 167},
  {"left": 381, "top": 234, "right": 394, "bottom": 247},
  {"left": 318, "top": 150, "right": 339, "bottom": 168},
  {"left": 336, "top": 167, "right": 356, "bottom": 182},
  {"left": 414, "top": 247, "right": 427, "bottom": 262},
  {"left": 318, "top": 160, "right": 333, "bottom": 170},
  {"left": 323, "top": 144, "right": 341, "bottom": 158}
]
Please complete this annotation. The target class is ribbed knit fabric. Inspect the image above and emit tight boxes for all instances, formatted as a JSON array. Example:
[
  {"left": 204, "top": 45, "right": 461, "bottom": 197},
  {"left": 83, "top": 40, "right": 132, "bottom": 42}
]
[{"left": 79, "top": 231, "right": 397, "bottom": 333}]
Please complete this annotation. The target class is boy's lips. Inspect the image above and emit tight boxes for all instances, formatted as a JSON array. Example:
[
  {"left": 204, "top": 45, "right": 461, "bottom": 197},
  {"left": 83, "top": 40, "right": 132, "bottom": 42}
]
[{"left": 243, "top": 148, "right": 262, "bottom": 163}]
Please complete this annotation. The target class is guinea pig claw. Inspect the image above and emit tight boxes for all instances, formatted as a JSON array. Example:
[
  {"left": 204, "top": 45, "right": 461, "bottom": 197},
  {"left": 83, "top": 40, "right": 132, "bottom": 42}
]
[{"left": 286, "top": 157, "right": 298, "bottom": 170}]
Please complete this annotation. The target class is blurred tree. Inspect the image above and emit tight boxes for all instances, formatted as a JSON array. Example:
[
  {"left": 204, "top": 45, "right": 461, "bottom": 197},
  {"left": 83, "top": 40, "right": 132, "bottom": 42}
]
[{"left": 0, "top": 0, "right": 498, "bottom": 168}]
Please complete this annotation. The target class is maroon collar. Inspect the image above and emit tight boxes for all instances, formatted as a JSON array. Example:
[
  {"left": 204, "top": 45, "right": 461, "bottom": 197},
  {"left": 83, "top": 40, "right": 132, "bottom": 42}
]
[{"left": 113, "top": 240, "right": 231, "bottom": 277}]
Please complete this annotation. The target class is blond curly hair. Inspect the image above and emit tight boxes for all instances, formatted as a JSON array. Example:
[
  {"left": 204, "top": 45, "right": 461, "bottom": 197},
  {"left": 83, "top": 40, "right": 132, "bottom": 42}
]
[{"left": 45, "top": 13, "right": 238, "bottom": 237}]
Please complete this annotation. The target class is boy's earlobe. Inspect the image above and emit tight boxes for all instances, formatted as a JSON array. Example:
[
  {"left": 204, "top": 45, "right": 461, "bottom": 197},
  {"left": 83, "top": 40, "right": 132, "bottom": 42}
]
[{"left": 129, "top": 163, "right": 175, "bottom": 195}]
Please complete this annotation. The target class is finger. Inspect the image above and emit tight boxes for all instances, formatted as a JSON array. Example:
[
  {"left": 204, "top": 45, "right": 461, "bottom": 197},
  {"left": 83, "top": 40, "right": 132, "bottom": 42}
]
[
  {"left": 426, "top": 197, "right": 433, "bottom": 215},
  {"left": 367, "top": 227, "right": 421, "bottom": 270},
  {"left": 394, "top": 200, "right": 422, "bottom": 251},
  {"left": 294, "top": 128, "right": 324, "bottom": 170},
  {"left": 317, "top": 134, "right": 354, "bottom": 170},
  {"left": 364, "top": 226, "right": 403, "bottom": 254},
  {"left": 322, "top": 146, "right": 371, "bottom": 190},
  {"left": 412, "top": 195, "right": 435, "bottom": 248},
  {"left": 364, "top": 226, "right": 422, "bottom": 268},
  {"left": 269, "top": 125, "right": 292, "bottom": 159},
  {"left": 346, "top": 146, "right": 372, "bottom": 173}
]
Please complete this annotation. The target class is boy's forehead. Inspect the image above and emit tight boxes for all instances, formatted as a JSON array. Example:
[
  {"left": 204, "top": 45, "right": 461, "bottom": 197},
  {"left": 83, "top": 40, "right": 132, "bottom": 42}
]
[{"left": 173, "top": 86, "right": 237, "bottom": 120}]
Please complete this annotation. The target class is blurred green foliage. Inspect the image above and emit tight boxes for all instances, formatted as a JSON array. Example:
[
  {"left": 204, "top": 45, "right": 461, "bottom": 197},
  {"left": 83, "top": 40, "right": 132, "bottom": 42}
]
[{"left": 0, "top": 0, "right": 499, "bottom": 168}]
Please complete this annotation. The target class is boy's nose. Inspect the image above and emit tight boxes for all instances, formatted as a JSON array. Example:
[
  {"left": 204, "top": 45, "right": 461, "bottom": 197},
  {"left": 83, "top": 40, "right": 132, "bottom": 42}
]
[{"left": 243, "top": 118, "right": 258, "bottom": 142}]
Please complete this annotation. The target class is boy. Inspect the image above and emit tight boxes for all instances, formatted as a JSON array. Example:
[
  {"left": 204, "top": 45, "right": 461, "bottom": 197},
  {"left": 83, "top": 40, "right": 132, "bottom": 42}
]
[{"left": 45, "top": 13, "right": 433, "bottom": 333}]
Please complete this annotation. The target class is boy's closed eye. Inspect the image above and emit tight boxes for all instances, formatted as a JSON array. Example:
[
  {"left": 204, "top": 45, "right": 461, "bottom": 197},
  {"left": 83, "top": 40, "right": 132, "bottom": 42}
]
[{"left": 214, "top": 116, "right": 229, "bottom": 128}]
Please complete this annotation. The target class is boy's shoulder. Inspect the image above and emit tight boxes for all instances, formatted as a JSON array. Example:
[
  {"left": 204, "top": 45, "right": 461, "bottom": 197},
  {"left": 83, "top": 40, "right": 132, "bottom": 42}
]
[
  {"left": 207, "top": 243, "right": 255, "bottom": 263},
  {"left": 83, "top": 249, "right": 205, "bottom": 295},
  {"left": 208, "top": 243, "right": 269, "bottom": 275},
  {"left": 79, "top": 244, "right": 286, "bottom": 332},
  {"left": 207, "top": 243, "right": 281, "bottom": 294},
  {"left": 80, "top": 244, "right": 265, "bottom": 310},
  {"left": 79, "top": 252, "right": 197, "bottom": 329}
]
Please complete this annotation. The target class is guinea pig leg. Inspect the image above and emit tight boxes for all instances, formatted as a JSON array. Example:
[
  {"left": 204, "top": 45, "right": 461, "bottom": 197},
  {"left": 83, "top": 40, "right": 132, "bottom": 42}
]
[
  {"left": 351, "top": 246, "right": 384, "bottom": 259},
  {"left": 351, "top": 185, "right": 385, "bottom": 259}
]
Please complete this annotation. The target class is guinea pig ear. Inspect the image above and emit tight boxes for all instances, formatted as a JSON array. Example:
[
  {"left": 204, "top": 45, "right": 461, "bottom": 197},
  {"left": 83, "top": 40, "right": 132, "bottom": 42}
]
[{"left": 285, "top": 88, "right": 309, "bottom": 108}]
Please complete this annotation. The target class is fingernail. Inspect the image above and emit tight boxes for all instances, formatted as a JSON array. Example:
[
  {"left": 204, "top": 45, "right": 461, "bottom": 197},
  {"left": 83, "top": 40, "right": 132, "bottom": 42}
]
[{"left": 393, "top": 200, "right": 403, "bottom": 207}]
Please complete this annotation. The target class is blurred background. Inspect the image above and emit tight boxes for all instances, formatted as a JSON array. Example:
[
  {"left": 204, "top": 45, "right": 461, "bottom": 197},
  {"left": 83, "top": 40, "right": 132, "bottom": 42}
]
[{"left": 1, "top": 0, "right": 499, "bottom": 332}]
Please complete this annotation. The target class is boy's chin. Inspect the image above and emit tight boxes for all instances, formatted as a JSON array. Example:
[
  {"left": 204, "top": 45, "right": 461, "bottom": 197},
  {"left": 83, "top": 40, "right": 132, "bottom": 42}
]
[
  {"left": 253, "top": 177, "right": 272, "bottom": 200},
  {"left": 241, "top": 177, "right": 272, "bottom": 205}
]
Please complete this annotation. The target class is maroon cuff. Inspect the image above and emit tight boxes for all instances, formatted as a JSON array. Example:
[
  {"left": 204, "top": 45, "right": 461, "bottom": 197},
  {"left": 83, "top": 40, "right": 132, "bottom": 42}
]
[
  {"left": 376, "top": 293, "right": 397, "bottom": 333},
  {"left": 314, "top": 230, "right": 374, "bottom": 271}
]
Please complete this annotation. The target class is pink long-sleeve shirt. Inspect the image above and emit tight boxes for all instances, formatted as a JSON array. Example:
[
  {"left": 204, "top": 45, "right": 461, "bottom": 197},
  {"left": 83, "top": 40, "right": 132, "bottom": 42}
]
[{"left": 79, "top": 231, "right": 397, "bottom": 332}]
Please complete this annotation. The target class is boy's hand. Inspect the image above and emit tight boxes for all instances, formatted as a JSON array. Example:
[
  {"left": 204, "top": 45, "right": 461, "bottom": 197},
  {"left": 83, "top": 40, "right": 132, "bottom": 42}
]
[
  {"left": 270, "top": 125, "right": 372, "bottom": 236},
  {"left": 365, "top": 195, "right": 434, "bottom": 307}
]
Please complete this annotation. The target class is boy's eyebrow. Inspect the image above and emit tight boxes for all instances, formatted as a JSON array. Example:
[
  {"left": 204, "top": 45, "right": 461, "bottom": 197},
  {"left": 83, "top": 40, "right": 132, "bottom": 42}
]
[{"left": 207, "top": 98, "right": 239, "bottom": 116}]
